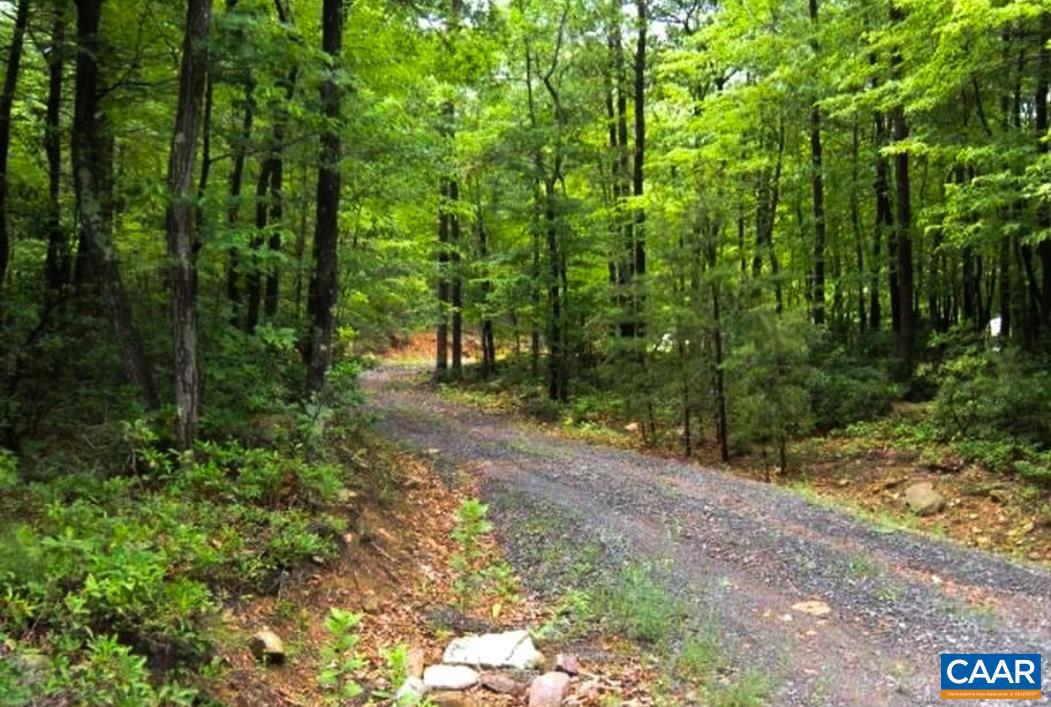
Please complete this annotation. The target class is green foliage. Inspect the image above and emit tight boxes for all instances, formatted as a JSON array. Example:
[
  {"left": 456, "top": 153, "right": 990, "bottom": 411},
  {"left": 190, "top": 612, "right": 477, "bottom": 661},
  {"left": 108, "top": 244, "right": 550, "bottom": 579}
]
[
  {"left": 930, "top": 349, "right": 1051, "bottom": 483},
  {"left": 317, "top": 608, "right": 364, "bottom": 702},
  {"left": 381, "top": 643, "right": 410, "bottom": 693},
  {"left": 0, "top": 434, "right": 345, "bottom": 703},
  {"left": 449, "top": 498, "right": 495, "bottom": 612},
  {"left": 808, "top": 351, "right": 899, "bottom": 430},
  {"left": 598, "top": 562, "right": 680, "bottom": 644},
  {"left": 729, "top": 310, "right": 816, "bottom": 473},
  {"left": 670, "top": 629, "right": 725, "bottom": 685}
]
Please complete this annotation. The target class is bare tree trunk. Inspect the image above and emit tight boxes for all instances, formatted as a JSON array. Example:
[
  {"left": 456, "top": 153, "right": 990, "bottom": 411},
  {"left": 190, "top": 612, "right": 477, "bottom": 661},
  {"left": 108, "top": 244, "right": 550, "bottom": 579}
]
[
  {"left": 436, "top": 174, "right": 449, "bottom": 374},
  {"left": 0, "top": 0, "right": 31, "bottom": 305},
  {"left": 263, "top": 0, "right": 296, "bottom": 320},
  {"left": 1036, "top": 11, "right": 1051, "bottom": 330},
  {"left": 72, "top": 0, "right": 158, "bottom": 410},
  {"left": 631, "top": 0, "right": 646, "bottom": 339},
  {"left": 43, "top": 11, "right": 70, "bottom": 301},
  {"left": 305, "top": 0, "right": 343, "bottom": 394},
  {"left": 165, "top": 0, "right": 211, "bottom": 448},
  {"left": 450, "top": 177, "right": 463, "bottom": 377},
  {"left": 225, "top": 83, "right": 253, "bottom": 324},
  {"left": 808, "top": 0, "right": 826, "bottom": 326},
  {"left": 892, "top": 103, "right": 914, "bottom": 373},
  {"left": 475, "top": 195, "right": 495, "bottom": 375},
  {"left": 245, "top": 160, "right": 271, "bottom": 332},
  {"left": 874, "top": 112, "right": 894, "bottom": 332}
]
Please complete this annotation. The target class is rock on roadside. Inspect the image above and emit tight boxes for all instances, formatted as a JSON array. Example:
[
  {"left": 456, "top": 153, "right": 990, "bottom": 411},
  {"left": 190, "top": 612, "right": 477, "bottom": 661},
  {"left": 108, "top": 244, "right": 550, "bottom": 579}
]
[
  {"left": 480, "top": 672, "right": 527, "bottom": 695},
  {"left": 555, "top": 653, "right": 581, "bottom": 676},
  {"left": 905, "top": 481, "right": 946, "bottom": 516},
  {"left": 529, "top": 672, "right": 571, "bottom": 707},
  {"left": 443, "top": 630, "right": 543, "bottom": 670},
  {"left": 249, "top": 630, "right": 284, "bottom": 664},
  {"left": 423, "top": 664, "right": 479, "bottom": 691}
]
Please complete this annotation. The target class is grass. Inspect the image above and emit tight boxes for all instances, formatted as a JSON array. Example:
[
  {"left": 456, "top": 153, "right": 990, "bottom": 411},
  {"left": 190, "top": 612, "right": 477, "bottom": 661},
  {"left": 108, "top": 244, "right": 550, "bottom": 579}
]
[{"left": 598, "top": 561, "right": 682, "bottom": 643}]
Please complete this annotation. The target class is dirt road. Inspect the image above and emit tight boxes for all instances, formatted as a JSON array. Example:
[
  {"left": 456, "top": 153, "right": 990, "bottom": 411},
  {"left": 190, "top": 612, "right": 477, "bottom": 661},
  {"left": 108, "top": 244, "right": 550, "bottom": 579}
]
[{"left": 365, "top": 365, "right": 1051, "bottom": 706}]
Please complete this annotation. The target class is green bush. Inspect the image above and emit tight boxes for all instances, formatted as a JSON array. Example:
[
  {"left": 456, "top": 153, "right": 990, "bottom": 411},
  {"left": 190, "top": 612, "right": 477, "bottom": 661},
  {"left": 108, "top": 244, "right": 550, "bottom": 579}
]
[
  {"left": 930, "top": 349, "right": 1051, "bottom": 483},
  {"left": 0, "top": 438, "right": 348, "bottom": 703},
  {"left": 808, "top": 351, "right": 898, "bottom": 430},
  {"left": 598, "top": 562, "right": 680, "bottom": 643},
  {"left": 932, "top": 350, "right": 1051, "bottom": 449}
]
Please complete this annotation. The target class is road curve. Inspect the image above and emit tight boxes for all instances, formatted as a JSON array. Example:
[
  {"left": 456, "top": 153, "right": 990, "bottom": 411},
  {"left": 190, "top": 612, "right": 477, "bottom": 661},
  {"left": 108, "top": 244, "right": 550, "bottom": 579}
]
[{"left": 365, "top": 364, "right": 1051, "bottom": 706}]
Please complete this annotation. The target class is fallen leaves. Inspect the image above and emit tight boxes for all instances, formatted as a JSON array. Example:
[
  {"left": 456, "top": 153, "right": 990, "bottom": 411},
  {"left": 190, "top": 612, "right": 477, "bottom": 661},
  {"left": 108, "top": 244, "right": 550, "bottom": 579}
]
[{"left": 791, "top": 600, "right": 832, "bottom": 617}]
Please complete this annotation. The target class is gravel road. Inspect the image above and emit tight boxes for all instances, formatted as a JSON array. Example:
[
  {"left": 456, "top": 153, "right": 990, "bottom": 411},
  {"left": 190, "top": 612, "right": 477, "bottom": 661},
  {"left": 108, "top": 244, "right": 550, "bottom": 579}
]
[{"left": 365, "top": 364, "right": 1051, "bottom": 706}]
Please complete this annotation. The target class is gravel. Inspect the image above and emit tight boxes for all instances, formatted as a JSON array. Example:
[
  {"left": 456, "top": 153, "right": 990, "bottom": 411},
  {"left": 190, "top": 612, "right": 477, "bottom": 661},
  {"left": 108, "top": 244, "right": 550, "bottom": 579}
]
[{"left": 365, "top": 365, "right": 1051, "bottom": 706}]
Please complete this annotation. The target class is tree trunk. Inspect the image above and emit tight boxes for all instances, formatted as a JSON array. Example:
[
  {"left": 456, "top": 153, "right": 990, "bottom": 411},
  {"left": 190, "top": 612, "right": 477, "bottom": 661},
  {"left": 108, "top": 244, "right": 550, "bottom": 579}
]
[
  {"left": 545, "top": 178, "right": 565, "bottom": 402},
  {"left": 165, "top": 0, "right": 211, "bottom": 449},
  {"left": 436, "top": 175, "right": 449, "bottom": 374},
  {"left": 850, "top": 117, "right": 865, "bottom": 336},
  {"left": 808, "top": 0, "right": 826, "bottom": 326},
  {"left": 874, "top": 112, "right": 895, "bottom": 332},
  {"left": 72, "top": 0, "right": 158, "bottom": 409},
  {"left": 892, "top": 104, "right": 913, "bottom": 374},
  {"left": 1036, "top": 11, "right": 1051, "bottom": 330},
  {"left": 43, "top": 11, "right": 70, "bottom": 301},
  {"left": 476, "top": 197, "right": 495, "bottom": 375},
  {"left": 263, "top": 0, "right": 296, "bottom": 320},
  {"left": 631, "top": 0, "right": 646, "bottom": 339},
  {"left": 450, "top": 177, "right": 462, "bottom": 377},
  {"left": 0, "top": 0, "right": 31, "bottom": 304},
  {"left": 225, "top": 83, "right": 254, "bottom": 323},
  {"left": 709, "top": 240, "right": 729, "bottom": 462},
  {"left": 245, "top": 160, "right": 271, "bottom": 332},
  {"left": 305, "top": 0, "right": 343, "bottom": 394}
]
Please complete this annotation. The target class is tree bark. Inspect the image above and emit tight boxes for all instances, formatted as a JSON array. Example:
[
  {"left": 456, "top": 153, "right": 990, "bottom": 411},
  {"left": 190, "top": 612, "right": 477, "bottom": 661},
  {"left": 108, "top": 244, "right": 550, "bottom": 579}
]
[
  {"left": 305, "top": 0, "right": 343, "bottom": 394},
  {"left": 874, "top": 111, "right": 894, "bottom": 332},
  {"left": 892, "top": 103, "right": 914, "bottom": 373},
  {"left": 225, "top": 83, "right": 254, "bottom": 323},
  {"left": 436, "top": 174, "right": 449, "bottom": 374},
  {"left": 165, "top": 0, "right": 212, "bottom": 449},
  {"left": 1036, "top": 11, "right": 1051, "bottom": 330},
  {"left": 72, "top": 0, "right": 158, "bottom": 409},
  {"left": 43, "top": 11, "right": 70, "bottom": 301},
  {"left": 450, "top": 177, "right": 463, "bottom": 377},
  {"left": 631, "top": 0, "right": 646, "bottom": 339},
  {"left": 0, "top": 0, "right": 31, "bottom": 304},
  {"left": 808, "top": 0, "right": 826, "bottom": 326}
]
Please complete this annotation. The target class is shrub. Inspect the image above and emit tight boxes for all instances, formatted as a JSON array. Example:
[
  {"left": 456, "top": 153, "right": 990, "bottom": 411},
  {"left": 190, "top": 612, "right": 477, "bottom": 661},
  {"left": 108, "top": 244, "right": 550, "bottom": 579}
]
[
  {"left": 598, "top": 562, "right": 679, "bottom": 643},
  {"left": 0, "top": 438, "right": 347, "bottom": 703},
  {"left": 931, "top": 350, "right": 1051, "bottom": 446},
  {"left": 317, "top": 608, "right": 364, "bottom": 702},
  {"left": 728, "top": 309, "right": 815, "bottom": 473},
  {"left": 808, "top": 351, "right": 898, "bottom": 430},
  {"left": 930, "top": 349, "right": 1051, "bottom": 483},
  {"left": 450, "top": 498, "right": 495, "bottom": 612}
]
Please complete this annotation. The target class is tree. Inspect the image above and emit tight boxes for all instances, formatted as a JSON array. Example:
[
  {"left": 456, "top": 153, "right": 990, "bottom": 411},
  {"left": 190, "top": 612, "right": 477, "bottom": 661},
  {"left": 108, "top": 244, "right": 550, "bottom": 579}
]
[
  {"left": 305, "top": 0, "right": 344, "bottom": 394},
  {"left": 165, "top": 0, "right": 213, "bottom": 448},
  {"left": 0, "top": 0, "right": 31, "bottom": 308},
  {"left": 71, "top": 0, "right": 158, "bottom": 410}
]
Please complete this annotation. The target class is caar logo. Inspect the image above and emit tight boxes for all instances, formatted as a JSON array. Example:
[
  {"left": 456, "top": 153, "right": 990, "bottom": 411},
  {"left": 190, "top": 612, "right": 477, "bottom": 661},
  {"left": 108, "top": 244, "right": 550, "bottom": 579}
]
[{"left": 940, "top": 653, "right": 1041, "bottom": 700}]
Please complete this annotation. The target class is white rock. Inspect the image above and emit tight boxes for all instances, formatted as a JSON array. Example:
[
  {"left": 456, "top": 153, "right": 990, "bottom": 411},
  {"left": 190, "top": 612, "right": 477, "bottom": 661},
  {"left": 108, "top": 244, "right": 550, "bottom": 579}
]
[
  {"left": 423, "top": 665, "right": 479, "bottom": 691},
  {"left": 395, "top": 676, "right": 427, "bottom": 703},
  {"left": 442, "top": 630, "right": 543, "bottom": 670},
  {"left": 905, "top": 482, "right": 945, "bottom": 516},
  {"left": 249, "top": 629, "right": 285, "bottom": 663}
]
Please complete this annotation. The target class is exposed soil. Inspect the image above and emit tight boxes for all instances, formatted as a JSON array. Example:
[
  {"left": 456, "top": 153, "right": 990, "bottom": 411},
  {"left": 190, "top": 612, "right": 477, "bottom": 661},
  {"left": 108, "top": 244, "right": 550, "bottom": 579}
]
[
  {"left": 211, "top": 435, "right": 652, "bottom": 706},
  {"left": 366, "top": 364, "right": 1051, "bottom": 706}
]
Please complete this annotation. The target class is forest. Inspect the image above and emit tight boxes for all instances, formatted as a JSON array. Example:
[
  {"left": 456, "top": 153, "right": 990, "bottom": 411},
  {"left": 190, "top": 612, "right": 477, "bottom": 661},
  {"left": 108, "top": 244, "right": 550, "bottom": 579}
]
[{"left": 1, "top": 0, "right": 1051, "bottom": 703}]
